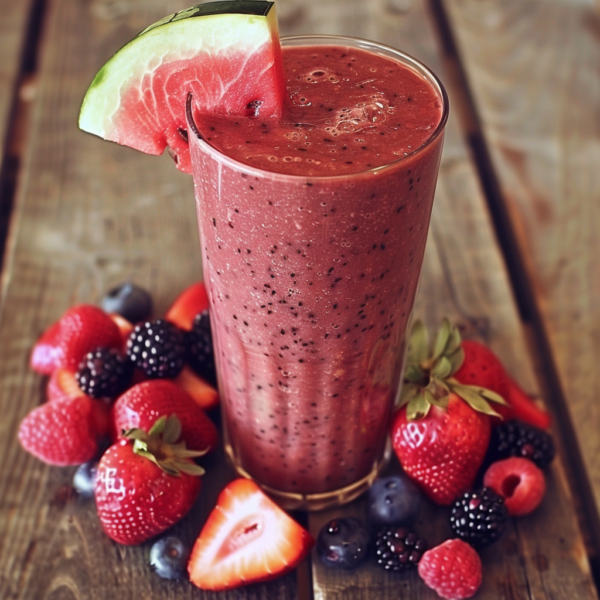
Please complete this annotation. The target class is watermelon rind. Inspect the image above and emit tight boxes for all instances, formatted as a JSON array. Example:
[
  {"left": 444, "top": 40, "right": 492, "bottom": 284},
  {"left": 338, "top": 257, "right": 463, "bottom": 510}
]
[{"left": 78, "top": 1, "right": 283, "bottom": 170}]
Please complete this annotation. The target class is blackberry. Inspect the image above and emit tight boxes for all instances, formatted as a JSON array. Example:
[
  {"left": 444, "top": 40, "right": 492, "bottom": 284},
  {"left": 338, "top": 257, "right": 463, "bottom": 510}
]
[
  {"left": 127, "top": 319, "right": 186, "bottom": 379},
  {"left": 449, "top": 488, "right": 507, "bottom": 548},
  {"left": 186, "top": 310, "right": 217, "bottom": 386},
  {"left": 76, "top": 347, "right": 133, "bottom": 398},
  {"left": 374, "top": 526, "right": 427, "bottom": 571},
  {"left": 487, "top": 419, "right": 555, "bottom": 468}
]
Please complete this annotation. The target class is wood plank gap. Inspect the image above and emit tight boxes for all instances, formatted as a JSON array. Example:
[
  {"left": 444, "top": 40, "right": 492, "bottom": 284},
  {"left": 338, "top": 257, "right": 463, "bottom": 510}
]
[
  {"left": 426, "top": 0, "right": 600, "bottom": 589},
  {"left": 0, "top": 0, "right": 47, "bottom": 292}
]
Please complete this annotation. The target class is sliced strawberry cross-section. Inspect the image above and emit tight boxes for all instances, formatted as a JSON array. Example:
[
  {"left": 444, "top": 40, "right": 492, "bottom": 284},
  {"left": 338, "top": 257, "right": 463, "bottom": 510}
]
[{"left": 188, "top": 478, "right": 314, "bottom": 590}]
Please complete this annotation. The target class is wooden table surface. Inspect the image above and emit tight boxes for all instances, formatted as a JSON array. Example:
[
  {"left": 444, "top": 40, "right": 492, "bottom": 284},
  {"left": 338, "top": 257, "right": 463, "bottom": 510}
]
[{"left": 1, "top": 0, "right": 599, "bottom": 598}]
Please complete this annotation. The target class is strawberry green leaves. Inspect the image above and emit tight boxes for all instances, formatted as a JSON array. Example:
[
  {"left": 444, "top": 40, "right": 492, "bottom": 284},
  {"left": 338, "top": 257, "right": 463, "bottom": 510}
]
[
  {"left": 400, "top": 319, "right": 508, "bottom": 421},
  {"left": 124, "top": 414, "right": 206, "bottom": 476}
]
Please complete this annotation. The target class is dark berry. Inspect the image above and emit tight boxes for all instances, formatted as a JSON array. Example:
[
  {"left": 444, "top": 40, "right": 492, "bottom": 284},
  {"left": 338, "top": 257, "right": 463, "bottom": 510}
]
[
  {"left": 149, "top": 536, "right": 190, "bottom": 580},
  {"left": 73, "top": 460, "right": 98, "bottom": 498},
  {"left": 186, "top": 310, "right": 217, "bottom": 386},
  {"left": 101, "top": 282, "right": 152, "bottom": 323},
  {"left": 449, "top": 487, "right": 508, "bottom": 548},
  {"left": 127, "top": 319, "right": 186, "bottom": 379},
  {"left": 374, "top": 526, "right": 427, "bottom": 571},
  {"left": 367, "top": 474, "right": 422, "bottom": 525},
  {"left": 487, "top": 420, "right": 555, "bottom": 468},
  {"left": 317, "top": 518, "right": 370, "bottom": 570},
  {"left": 76, "top": 347, "right": 133, "bottom": 399}
]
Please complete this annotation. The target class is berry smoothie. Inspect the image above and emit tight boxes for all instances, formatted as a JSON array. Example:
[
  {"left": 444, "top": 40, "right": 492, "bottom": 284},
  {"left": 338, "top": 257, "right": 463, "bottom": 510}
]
[{"left": 187, "top": 37, "right": 447, "bottom": 508}]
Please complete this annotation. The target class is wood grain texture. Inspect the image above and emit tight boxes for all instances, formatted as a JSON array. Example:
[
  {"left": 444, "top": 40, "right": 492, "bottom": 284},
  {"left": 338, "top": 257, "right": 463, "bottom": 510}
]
[
  {"left": 0, "top": 0, "right": 596, "bottom": 598},
  {"left": 0, "top": 0, "right": 34, "bottom": 170},
  {"left": 440, "top": 0, "right": 600, "bottom": 535}
]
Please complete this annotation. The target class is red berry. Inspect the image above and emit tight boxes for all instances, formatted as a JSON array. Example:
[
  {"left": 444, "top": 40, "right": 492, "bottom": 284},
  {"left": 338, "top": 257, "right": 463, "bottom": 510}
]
[
  {"left": 188, "top": 478, "right": 314, "bottom": 590},
  {"left": 418, "top": 539, "right": 482, "bottom": 600},
  {"left": 95, "top": 436, "right": 202, "bottom": 545},
  {"left": 55, "top": 305, "right": 123, "bottom": 372},
  {"left": 30, "top": 320, "right": 61, "bottom": 374},
  {"left": 18, "top": 396, "right": 109, "bottom": 466},
  {"left": 165, "top": 281, "right": 209, "bottom": 331},
  {"left": 483, "top": 457, "right": 546, "bottom": 516},
  {"left": 111, "top": 379, "right": 219, "bottom": 453},
  {"left": 391, "top": 393, "right": 491, "bottom": 506},
  {"left": 455, "top": 340, "right": 550, "bottom": 430}
]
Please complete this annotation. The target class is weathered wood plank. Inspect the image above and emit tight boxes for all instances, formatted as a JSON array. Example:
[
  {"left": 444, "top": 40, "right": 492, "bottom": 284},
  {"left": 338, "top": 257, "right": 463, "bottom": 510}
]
[
  {"left": 275, "top": 0, "right": 597, "bottom": 597},
  {"left": 0, "top": 0, "right": 33, "bottom": 165},
  {"left": 440, "top": 0, "right": 600, "bottom": 544}
]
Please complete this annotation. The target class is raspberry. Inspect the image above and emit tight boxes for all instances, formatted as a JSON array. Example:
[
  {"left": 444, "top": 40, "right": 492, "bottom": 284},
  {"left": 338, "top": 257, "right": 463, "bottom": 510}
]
[
  {"left": 186, "top": 310, "right": 217, "bottom": 386},
  {"left": 374, "top": 526, "right": 427, "bottom": 571},
  {"left": 418, "top": 539, "right": 482, "bottom": 600},
  {"left": 487, "top": 419, "right": 555, "bottom": 469},
  {"left": 76, "top": 347, "right": 133, "bottom": 399},
  {"left": 127, "top": 319, "right": 186, "bottom": 379},
  {"left": 449, "top": 488, "right": 507, "bottom": 548},
  {"left": 483, "top": 457, "right": 546, "bottom": 516}
]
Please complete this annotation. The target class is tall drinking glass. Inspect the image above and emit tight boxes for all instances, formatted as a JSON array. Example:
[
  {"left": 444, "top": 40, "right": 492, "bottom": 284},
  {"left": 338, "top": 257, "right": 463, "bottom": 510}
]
[{"left": 187, "top": 35, "right": 448, "bottom": 510}]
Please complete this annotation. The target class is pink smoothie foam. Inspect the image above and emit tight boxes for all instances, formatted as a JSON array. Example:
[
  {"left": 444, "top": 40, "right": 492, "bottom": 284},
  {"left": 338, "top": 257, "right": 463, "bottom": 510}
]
[{"left": 189, "top": 44, "right": 445, "bottom": 496}]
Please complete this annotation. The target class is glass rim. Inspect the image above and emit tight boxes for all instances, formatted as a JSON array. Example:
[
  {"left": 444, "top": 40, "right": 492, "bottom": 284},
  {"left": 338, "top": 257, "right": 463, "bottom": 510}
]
[{"left": 186, "top": 34, "right": 449, "bottom": 181}]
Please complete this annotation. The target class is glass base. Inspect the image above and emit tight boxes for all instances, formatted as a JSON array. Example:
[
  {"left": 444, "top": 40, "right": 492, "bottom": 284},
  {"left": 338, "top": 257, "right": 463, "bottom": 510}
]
[{"left": 223, "top": 439, "right": 392, "bottom": 511}]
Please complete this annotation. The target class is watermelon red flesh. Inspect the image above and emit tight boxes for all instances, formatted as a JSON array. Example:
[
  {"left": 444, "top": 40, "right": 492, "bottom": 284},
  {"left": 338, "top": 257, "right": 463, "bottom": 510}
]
[{"left": 113, "top": 45, "right": 284, "bottom": 173}]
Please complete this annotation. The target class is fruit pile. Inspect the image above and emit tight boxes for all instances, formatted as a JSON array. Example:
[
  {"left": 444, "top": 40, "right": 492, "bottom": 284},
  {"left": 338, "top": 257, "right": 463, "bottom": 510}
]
[
  {"left": 19, "top": 280, "right": 315, "bottom": 589},
  {"left": 20, "top": 282, "right": 223, "bottom": 541},
  {"left": 20, "top": 294, "right": 555, "bottom": 596},
  {"left": 316, "top": 319, "right": 555, "bottom": 599}
]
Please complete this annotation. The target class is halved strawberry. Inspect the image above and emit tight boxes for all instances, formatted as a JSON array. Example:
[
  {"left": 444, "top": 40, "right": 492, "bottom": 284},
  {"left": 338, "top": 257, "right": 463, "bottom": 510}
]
[
  {"left": 108, "top": 313, "right": 135, "bottom": 351},
  {"left": 455, "top": 339, "right": 551, "bottom": 430},
  {"left": 174, "top": 365, "right": 219, "bottom": 411},
  {"left": 18, "top": 395, "right": 110, "bottom": 465},
  {"left": 165, "top": 282, "right": 209, "bottom": 331},
  {"left": 55, "top": 305, "right": 123, "bottom": 372},
  {"left": 112, "top": 379, "right": 219, "bottom": 453},
  {"left": 47, "top": 368, "right": 85, "bottom": 403},
  {"left": 188, "top": 478, "right": 314, "bottom": 591},
  {"left": 30, "top": 320, "right": 61, "bottom": 374}
]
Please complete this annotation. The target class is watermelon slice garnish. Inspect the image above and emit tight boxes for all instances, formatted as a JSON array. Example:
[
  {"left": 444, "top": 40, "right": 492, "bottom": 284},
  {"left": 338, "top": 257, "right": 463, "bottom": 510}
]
[{"left": 78, "top": 1, "right": 285, "bottom": 173}]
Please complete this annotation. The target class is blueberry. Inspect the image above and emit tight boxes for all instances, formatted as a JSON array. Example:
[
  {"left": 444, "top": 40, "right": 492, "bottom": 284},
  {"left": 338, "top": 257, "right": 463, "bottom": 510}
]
[
  {"left": 149, "top": 536, "right": 190, "bottom": 580},
  {"left": 101, "top": 282, "right": 152, "bottom": 323},
  {"left": 73, "top": 460, "right": 98, "bottom": 498},
  {"left": 367, "top": 474, "right": 423, "bottom": 525},
  {"left": 317, "top": 517, "right": 370, "bottom": 570}
]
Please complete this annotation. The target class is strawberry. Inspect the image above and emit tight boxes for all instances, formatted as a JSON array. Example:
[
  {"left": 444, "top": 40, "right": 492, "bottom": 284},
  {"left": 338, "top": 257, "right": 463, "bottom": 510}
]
[
  {"left": 188, "top": 478, "right": 314, "bottom": 591},
  {"left": 111, "top": 379, "right": 219, "bottom": 452},
  {"left": 95, "top": 416, "right": 204, "bottom": 545},
  {"left": 108, "top": 313, "right": 134, "bottom": 351},
  {"left": 30, "top": 320, "right": 61, "bottom": 374},
  {"left": 47, "top": 368, "right": 85, "bottom": 403},
  {"left": 392, "top": 320, "right": 507, "bottom": 505},
  {"left": 392, "top": 393, "right": 491, "bottom": 505},
  {"left": 418, "top": 539, "right": 482, "bottom": 600},
  {"left": 173, "top": 365, "right": 219, "bottom": 411},
  {"left": 18, "top": 395, "right": 109, "bottom": 465},
  {"left": 454, "top": 339, "right": 550, "bottom": 430},
  {"left": 165, "top": 281, "right": 209, "bottom": 331}
]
